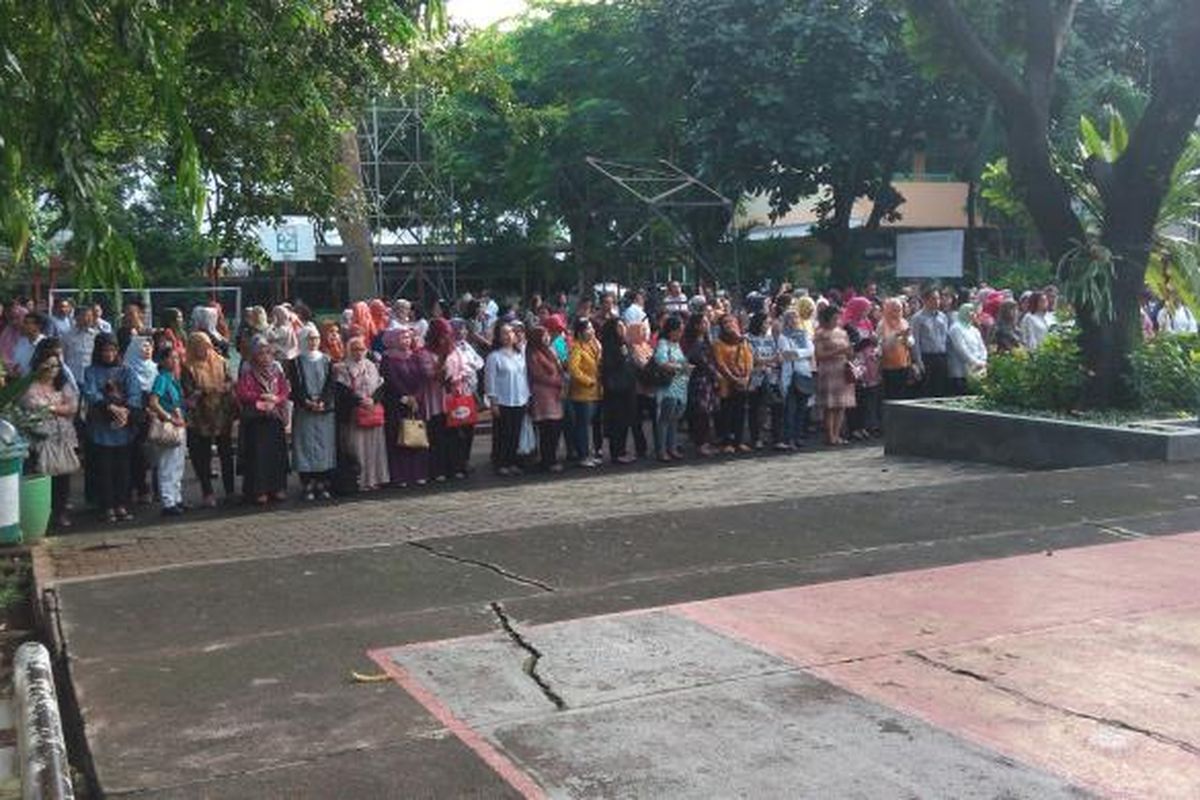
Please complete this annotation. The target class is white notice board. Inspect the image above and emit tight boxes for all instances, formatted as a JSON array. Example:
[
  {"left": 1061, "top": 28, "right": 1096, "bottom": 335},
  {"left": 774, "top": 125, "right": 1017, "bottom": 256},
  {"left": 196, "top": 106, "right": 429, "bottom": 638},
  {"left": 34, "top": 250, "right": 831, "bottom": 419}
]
[
  {"left": 896, "top": 230, "right": 964, "bottom": 279},
  {"left": 257, "top": 218, "right": 317, "bottom": 262}
]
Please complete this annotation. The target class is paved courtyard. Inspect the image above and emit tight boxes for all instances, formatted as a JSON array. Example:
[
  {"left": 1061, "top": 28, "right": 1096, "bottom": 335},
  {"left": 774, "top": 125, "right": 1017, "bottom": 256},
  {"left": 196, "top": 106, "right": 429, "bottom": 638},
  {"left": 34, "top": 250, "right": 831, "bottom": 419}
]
[{"left": 35, "top": 446, "right": 1200, "bottom": 797}]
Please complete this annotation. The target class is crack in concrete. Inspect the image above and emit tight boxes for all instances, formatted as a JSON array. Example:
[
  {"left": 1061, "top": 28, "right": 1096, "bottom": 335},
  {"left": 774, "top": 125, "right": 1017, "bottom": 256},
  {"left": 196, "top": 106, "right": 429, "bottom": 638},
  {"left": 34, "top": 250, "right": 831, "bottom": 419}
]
[
  {"left": 489, "top": 602, "right": 568, "bottom": 711},
  {"left": 408, "top": 542, "right": 555, "bottom": 592},
  {"left": 1091, "top": 523, "right": 1147, "bottom": 541},
  {"left": 907, "top": 651, "right": 1200, "bottom": 756}
]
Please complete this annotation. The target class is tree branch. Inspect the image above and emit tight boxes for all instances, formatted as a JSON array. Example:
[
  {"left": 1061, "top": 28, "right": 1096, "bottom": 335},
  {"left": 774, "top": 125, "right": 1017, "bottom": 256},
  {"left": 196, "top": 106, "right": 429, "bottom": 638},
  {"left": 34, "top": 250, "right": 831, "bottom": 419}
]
[
  {"left": 1053, "top": 0, "right": 1080, "bottom": 63},
  {"left": 907, "top": 0, "right": 1025, "bottom": 111},
  {"left": 1114, "top": 0, "right": 1200, "bottom": 225}
]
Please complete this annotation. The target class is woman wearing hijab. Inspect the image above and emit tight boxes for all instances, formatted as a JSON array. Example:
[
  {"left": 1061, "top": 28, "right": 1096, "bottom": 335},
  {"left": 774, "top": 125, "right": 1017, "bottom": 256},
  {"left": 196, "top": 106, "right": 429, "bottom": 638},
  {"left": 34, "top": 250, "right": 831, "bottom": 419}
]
[
  {"left": 319, "top": 320, "right": 345, "bottom": 363},
  {"left": 148, "top": 348, "right": 188, "bottom": 515},
  {"left": 335, "top": 336, "right": 389, "bottom": 491},
  {"left": 349, "top": 302, "right": 376, "bottom": 347},
  {"left": 380, "top": 327, "right": 432, "bottom": 486},
  {"left": 878, "top": 297, "right": 914, "bottom": 401},
  {"left": 182, "top": 331, "right": 236, "bottom": 506},
  {"left": 289, "top": 324, "right": 337, "bottom": 500},
  {"left": 626, "top": 321, "right": 656, "bottom": 459},
  {"left": 841, "top": 297, "right": 875, "bottom": 343},
  {"left": 267, "top": 305, "right": 300, "bottom": 362},
  {"left": 445, "top": 319, "right": 483, "bottom": 478},
  {"left": 21, "top": 340, "right": 81, "bottom": 529},
  {"left": 368, "top": 299, "right": 390, "bottom": 338},
  {"left": 235, "top": 336, "right": 291, "bottom": 504},
  {"left": 814, "top": 304, "right": 856, "bottom": 445},
  {"left": 485, "top": 322, "right": 530, "bottom": 475},
  {"left": 83, "top": 332, "right": 143, "bottom": 522},
  {"left": 191, "top": 305, "right": 230, "bottom": 357},
  {"left": 124, "top": 335, "right": 158, "bottom": 505},
  {"left": 237, "top": 306, "right": 269, "bottom": 365},
  {"left": 527, "top": 325, "right": 565, "bottom": 472},
  {"left": 599, "top": 318, "right": 638, "bottom": 464},
  {"left": 948, "top": 303, "right": 988, "bottom": 395},
  {"left": 422, "top": 320, "right": 455, "bottom": 481},
  {"left": 712, "top": 315, "right": 753, "bottom": 454}
]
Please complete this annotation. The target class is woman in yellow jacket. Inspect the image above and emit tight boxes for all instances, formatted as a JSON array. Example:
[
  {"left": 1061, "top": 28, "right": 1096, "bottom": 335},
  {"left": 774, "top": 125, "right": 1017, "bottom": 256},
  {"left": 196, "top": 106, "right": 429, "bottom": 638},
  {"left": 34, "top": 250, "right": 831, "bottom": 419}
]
[
  {"left": 712, "top": 314, "right": 753, "bottom": 453},
  {"left": 567, "top": 318, "right": 603, "bottom": 467}
]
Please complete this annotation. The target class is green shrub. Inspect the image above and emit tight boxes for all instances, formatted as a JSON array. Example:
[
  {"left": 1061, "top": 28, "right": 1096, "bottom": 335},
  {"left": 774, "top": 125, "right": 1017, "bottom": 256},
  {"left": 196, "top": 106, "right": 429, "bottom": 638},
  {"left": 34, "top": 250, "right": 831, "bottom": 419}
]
[
  {"left": 1129, "top": 334, "right": 1200, "bottom": 414},
  {"left": 980, "top": 331, "right": 1086, "bottom": 412}
]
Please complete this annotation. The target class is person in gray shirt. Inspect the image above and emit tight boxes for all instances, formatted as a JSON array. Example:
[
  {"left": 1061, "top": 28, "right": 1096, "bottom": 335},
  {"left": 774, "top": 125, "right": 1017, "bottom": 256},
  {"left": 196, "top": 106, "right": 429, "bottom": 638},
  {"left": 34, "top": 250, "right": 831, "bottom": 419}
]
[{"left": 910, "top": 287, "right": 950, "bottom": 397}]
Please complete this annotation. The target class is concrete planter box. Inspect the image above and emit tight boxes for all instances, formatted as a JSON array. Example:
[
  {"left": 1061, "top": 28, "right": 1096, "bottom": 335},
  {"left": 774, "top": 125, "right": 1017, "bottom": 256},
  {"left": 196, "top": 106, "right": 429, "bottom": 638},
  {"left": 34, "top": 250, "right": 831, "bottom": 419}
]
[{"left": 884, "top": 398, "right": 1200, "bottom": 469}]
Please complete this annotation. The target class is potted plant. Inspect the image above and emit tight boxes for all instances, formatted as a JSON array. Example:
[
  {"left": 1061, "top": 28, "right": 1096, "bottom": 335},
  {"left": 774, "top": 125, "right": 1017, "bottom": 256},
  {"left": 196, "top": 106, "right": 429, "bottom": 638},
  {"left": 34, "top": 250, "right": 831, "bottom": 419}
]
[{"left": 0, "top": 373, "right": 52, "bottom": 543}]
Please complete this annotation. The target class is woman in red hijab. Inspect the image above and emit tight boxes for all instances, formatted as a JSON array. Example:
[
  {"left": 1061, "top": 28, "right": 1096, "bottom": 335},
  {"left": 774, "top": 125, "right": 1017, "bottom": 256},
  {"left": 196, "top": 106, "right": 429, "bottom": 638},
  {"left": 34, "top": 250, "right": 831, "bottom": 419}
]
[{"left": 841, "top": 296, "right": 875, "bottom": 339}]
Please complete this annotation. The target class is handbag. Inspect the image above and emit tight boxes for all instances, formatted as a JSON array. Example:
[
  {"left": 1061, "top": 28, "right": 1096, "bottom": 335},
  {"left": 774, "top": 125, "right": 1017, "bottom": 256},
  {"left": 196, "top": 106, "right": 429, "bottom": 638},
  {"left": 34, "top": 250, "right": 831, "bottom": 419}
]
[
  {"left": 445, "top": 391, "right": 478, "bottom": 428},
  {"left": 791, "top": 371, "right": 815, "bottom": 396},
  {"left": 517, "top": 412, "right": 536, "bottom": 456},
  {"left": 398, "top": 417, "right": 430, "bottom": 449},
  {"left": 353, "top": 371, "right": 385, "bottom": 428},
  {"left": 148, "top": 415, "right": 186, "bottom": 447},
  {"left": 845, "top": 360, "right": 865, "bottom": 385},
  {"left": 355, "top": 402, "right": 385, "bottom": 428}
]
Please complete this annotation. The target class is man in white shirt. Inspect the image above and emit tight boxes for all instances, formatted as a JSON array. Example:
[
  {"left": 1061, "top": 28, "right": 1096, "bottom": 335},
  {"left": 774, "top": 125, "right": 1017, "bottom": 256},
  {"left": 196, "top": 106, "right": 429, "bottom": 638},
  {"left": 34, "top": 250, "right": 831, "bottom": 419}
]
[
  {"left": 12, "top": 311, "right": 46, "bottom": 377},
  {"left": 621, "top": 290, "right": 647, "bottom": 325},
  {"left": 48, "top": 297, "right": 74, "bottom": 337},
  {"left": 663, "top": 281, "right": 688, "bottom": 316},
  {"left": 62, "top": 306, "right": 99, "bottom": 383}
]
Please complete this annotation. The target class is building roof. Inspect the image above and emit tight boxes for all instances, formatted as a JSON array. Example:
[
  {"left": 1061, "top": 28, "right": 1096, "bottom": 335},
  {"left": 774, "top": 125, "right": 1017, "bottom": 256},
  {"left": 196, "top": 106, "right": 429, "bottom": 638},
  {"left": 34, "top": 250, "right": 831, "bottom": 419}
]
[{"left": 742, "top": 181, "right": 974, "bottom": 240}]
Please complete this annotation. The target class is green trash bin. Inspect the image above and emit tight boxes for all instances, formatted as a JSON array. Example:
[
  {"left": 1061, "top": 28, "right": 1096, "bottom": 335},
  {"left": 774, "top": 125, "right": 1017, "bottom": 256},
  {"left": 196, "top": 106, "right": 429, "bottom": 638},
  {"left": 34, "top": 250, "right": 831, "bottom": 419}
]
[
  {"left": 0, "top": 420, "right": 28, "bottom": 546},
  {"left": 19, "top": 474, "right": 51, "bottom": 543}
]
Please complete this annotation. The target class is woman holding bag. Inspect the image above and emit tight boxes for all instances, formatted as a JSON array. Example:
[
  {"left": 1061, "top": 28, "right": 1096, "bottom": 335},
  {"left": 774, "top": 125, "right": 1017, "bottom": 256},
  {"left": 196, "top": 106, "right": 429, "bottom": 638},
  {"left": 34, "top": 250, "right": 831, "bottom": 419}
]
[
  {"left": 333, "top": 336, "right": 388, "bottom": 491},
  {"left": 21, "top": 341, "right": 81, "bottom": 530},
  {"left": 445, "top": 319, "right": 482, "bottom": 479},
  {"left": 147, "top": 348, "right": 188, "bottom": 516},
  {"left": 235, "top": 337, "right": 291, "bottom": 504},
  {"left": 380, "top": 327, "right": 431, "bottom": 487}
]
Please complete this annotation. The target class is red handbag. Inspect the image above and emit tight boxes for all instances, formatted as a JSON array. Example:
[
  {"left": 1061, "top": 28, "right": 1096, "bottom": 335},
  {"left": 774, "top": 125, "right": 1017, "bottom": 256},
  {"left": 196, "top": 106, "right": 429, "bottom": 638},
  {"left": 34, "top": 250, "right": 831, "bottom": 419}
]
[
  {"left": 445, "top": 391, "right": 478, "bottom": 428},
  {"left": 355, "top": 402, "right": 385, "bottom": 428}
]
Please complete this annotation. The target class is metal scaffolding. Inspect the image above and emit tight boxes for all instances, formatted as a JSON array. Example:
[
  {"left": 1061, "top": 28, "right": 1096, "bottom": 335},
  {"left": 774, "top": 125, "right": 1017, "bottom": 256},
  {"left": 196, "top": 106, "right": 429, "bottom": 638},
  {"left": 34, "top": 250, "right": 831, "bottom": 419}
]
[
  {"left": 357, "top": 97, "right": 460, "bottom": 302},
  {"left": 586, "top": 157, "right": 740, "bottom": 291}
]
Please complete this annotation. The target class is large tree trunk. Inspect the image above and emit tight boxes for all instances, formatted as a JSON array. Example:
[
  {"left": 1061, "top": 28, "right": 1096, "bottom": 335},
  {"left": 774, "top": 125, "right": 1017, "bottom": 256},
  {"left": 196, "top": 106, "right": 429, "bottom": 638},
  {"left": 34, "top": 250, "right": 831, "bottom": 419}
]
[
  {"left": 822, "top": 183, "right": 859, "bottom": 289},
  {"left": 333, "top": 129, "right": 377, "bottom": 300}
]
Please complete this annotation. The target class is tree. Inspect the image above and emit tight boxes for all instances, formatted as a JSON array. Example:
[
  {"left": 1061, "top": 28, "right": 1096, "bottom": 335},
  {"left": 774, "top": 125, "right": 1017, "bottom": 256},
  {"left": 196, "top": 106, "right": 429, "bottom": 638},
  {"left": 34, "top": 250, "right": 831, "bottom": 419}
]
[
  {"left": 0, "top": 1, "right": 443, "bottom": 293},
  {"left": 661, "top": 0, "right": 981, "bottom": 287},
  {"left": 907, "top": 0, "right": 1200, "bottom": 406},
  {"left": 421, "top": 1, "right": 704, "bottom": 291}
]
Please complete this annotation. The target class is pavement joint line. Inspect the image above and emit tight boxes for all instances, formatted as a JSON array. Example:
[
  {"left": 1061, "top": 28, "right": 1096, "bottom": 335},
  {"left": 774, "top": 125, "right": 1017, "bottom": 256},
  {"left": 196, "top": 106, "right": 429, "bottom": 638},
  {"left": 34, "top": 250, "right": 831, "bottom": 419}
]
[
  {"left": 904, "top": 651, "right": 1200, "bottom": 757},
  {"left": 488, "top": 602, "right": 568, "bottom": 711},
  {"left": 408, "top": 541, "right": 556, "bottom": 593}
]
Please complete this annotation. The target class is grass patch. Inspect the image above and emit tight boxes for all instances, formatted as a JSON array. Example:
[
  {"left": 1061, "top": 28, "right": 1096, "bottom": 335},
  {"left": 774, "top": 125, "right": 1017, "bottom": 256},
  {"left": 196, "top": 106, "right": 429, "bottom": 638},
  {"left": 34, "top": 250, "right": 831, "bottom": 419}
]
[{"left": 940, "top": 395, "right": 1195, "bottom": 428}]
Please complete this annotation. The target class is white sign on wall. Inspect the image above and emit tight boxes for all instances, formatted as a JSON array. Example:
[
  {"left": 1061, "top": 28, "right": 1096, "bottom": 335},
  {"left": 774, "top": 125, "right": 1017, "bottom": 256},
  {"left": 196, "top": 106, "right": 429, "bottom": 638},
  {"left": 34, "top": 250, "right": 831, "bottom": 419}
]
[
  {"left": 896, "top": 230, "right": 964, "bottom": 279},
  {"left": 257, "top": 218, "right": 316, "bottom": 262}
]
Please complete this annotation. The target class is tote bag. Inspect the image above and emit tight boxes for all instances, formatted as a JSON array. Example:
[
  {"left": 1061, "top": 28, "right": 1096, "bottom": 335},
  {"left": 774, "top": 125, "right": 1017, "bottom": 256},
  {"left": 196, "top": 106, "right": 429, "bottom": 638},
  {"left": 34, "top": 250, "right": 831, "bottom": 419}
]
[{"left": 445, "top": 391, "right": 478, "bottom": 428}]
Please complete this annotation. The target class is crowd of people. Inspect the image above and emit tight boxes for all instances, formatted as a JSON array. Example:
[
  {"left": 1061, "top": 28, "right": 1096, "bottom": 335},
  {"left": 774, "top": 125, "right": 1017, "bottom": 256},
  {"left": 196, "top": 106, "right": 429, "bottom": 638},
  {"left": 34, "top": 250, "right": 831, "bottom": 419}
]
[{"left": 0, "top": 277, "right": 1187, "bottom": 530}]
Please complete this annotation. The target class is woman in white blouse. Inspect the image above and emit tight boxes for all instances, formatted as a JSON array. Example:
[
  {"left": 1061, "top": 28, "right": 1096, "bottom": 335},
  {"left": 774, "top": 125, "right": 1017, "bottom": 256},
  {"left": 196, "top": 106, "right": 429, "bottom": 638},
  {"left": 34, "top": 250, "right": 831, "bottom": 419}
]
[
  {"left": 948, "top": 304, "right": 988, "bottom": 395},
  {"left": 1019, "top": 292, "right": 1051, "bottom": 352},
  {"left": 485, "top": 323, "right": 531, "bottom": 476}
]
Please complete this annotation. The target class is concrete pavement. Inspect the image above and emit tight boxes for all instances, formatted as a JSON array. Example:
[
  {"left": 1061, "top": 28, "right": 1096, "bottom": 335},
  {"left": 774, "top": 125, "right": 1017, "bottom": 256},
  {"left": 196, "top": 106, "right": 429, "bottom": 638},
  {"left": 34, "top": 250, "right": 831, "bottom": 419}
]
[{"left": 36, "top": 449, "right": 1200, "bottom": 797}]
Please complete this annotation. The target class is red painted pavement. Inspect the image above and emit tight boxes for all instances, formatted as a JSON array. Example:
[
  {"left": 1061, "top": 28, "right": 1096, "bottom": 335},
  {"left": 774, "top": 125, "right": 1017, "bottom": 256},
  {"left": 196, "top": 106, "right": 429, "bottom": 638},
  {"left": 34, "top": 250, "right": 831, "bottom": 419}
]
[{"left": 676, "top": 532, "right": 1200, "bottom": 798}]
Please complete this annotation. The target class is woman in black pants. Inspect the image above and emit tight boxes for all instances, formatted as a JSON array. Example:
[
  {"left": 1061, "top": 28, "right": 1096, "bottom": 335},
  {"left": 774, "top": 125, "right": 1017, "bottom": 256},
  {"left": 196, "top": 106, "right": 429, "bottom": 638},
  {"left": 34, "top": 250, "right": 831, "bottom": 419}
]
[
  {"left": 599, "top": 319, "right": 638, "bottom": 464},
  {"left": 484, "top": 323, "right": 530, "bottom": 476}
]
